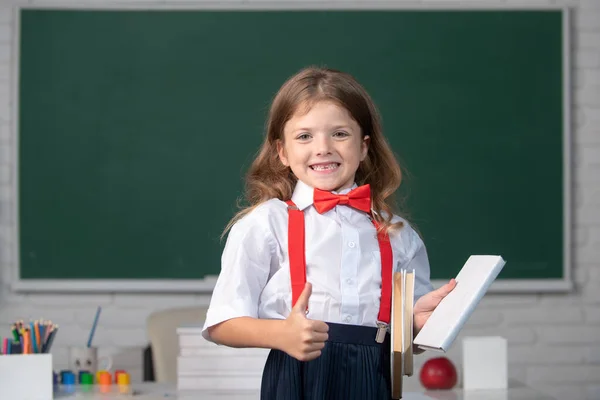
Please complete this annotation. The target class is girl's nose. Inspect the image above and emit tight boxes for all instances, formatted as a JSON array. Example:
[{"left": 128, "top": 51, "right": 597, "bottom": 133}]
[{"left": 315, "top": 135, "right": 333, "bottom": 156}]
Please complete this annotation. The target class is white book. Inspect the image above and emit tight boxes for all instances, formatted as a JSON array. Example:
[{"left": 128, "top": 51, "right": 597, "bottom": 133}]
[
  {"left": 179, "top": 334, "right": 213, "bottom": 348},
  {"left": 177, "top": 354, "right": 268, "bottom": 375},
  {"left": 180, "top": 346, "right": 270, "bottom": 357},
  {"left": 177, "top": 325, "right": 204, "bottom": 335},
  {"left": 413, "top": 255, "right": 506, "bottom": 352},
  {"left": 178, "top": 369, "right": 263, "bottom": 377},
  {"left": 177, "top": 376, "right": 262, "bottom": 391}
]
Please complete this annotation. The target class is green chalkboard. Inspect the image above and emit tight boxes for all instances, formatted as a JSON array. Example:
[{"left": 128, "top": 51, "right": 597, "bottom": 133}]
[{"left": 17, "top": 8, "right": 569, "bottom": 290}]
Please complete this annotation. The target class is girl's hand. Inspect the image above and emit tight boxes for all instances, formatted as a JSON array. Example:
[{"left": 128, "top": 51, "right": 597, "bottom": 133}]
[
  {"left": 281, "top": 282, "right": 329, "bottom": 361},
  {"left": 413, "top": 279, "right": 457, "bottom": 333}
]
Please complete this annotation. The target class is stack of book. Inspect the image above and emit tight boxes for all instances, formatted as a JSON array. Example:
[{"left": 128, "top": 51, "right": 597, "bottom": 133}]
[{"left": 176, "top": 325, "right": 270, "bottom": 391}]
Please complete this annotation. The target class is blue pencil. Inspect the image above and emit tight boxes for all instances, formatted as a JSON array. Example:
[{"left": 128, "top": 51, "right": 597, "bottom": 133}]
[
  {"left": 87, "top": 306, "right": 101, "bottom": 347},
  {"left": 30, "top": 322, "right": 38, "bottom": 353}
]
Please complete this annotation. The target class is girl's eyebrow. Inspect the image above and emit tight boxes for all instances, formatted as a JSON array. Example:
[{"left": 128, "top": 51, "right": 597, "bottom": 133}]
[
  {"left": 291, "top": 124, "right": 353, "bottom": 134},
  {"left": 291, "top": 127, "right": 312, "bottom": 134},
  {"left": 330, "top": 125, "right": 353, "bottom": 131}
]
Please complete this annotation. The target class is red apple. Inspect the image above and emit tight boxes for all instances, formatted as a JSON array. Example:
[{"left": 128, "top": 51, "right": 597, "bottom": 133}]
[{"left": 420, "top": 357, "right": 458, "bottom": 390}]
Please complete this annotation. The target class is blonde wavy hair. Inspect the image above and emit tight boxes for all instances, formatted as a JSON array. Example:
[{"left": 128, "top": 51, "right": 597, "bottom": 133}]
[{"left": 223, "top": 66, "right": 405, "bottom": 237}]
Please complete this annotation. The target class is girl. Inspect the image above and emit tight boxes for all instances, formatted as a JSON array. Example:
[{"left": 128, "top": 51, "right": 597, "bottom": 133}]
[{"left": 202, "top": 66, "right": 456, "bottom": 399}]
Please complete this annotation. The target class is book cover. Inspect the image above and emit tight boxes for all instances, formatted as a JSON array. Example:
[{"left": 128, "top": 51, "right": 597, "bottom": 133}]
[{"left": 413, "top": 255, "right": 506, "bottom": 352}]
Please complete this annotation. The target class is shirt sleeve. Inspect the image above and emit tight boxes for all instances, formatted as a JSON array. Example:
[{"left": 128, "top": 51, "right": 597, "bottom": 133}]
[
  {"left": 405, "top": 232, "right": 435, "bottom": 302},
  {"left": 202, "top": 211, "right": 275, "bottom": 342},
  {"left": 393, "top": 220, "right": 435, "bottom": 302}
]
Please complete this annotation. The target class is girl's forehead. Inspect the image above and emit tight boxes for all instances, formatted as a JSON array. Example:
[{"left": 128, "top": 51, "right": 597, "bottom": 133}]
[
  {"left": 290, "top": 99, "right": 347, "bottom": 119},
  {"left": 291, "top": 99, "right": 322, "bottom": 117}
]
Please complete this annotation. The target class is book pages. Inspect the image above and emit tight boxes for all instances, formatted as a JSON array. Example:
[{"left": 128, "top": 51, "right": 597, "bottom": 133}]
[
  {"left": 391, "top": 269, "right": 415, "bottom": 399},
  {"left": 403, "top": 271, "right": 415, "bottom": 376}
]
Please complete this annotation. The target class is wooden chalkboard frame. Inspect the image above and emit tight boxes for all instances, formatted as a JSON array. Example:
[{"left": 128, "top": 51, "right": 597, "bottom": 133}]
[{"left": 9, "top": 3, "right": 572, "bottom": 293}]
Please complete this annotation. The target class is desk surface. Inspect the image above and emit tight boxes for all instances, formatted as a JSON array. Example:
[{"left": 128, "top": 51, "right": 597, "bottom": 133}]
[{"left": 53, "top": 383, "right": 557, "bottom": 400}]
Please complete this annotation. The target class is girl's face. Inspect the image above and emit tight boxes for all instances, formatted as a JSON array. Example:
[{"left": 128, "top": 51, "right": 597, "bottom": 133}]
[{"left": 277, "top": 100, "right": 369, "bottom": 192}]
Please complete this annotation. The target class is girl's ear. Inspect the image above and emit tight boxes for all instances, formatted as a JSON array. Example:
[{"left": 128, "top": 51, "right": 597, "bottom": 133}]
[
  {"left": 276, "top": 139, "right": 290, "bottom": 166},
  {"left": 360, "top": 135, "right": 370, "bottom": 161}
]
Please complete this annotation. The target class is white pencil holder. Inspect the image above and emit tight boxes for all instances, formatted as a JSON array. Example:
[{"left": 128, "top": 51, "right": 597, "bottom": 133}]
[{"left": 0, "top": 354, "right": 53, "bottom": 400}]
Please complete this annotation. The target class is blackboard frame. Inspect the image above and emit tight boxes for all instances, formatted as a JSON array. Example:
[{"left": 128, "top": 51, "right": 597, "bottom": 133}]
[{"left": 9, "top": 3, "right": 572, "bottom": 293}]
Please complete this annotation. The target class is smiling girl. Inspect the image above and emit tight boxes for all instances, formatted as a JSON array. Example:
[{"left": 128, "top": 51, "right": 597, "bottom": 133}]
[{"left": 202, "top": 66, "right": 456, "bottom": 400}]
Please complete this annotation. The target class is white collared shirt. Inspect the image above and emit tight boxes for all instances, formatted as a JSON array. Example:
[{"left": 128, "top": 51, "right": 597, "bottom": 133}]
[{"left": 202, "top": 180, "right": 434, "bottom": 341}]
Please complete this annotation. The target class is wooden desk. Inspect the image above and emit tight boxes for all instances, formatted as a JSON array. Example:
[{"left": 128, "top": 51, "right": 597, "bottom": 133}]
[{"left": 53, "top": 383, "right": 557, "bottom": 400}]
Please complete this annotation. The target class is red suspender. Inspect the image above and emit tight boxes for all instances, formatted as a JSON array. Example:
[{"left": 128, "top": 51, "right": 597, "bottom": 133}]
[
  {"left": 374, "top": 220, "right": 393, "bottom": 325},
  {"left": 286, "top": 200, "right": 306, "bottom": 307},
  {"left": 286, "top": 200, "right": 393, "bottom": 325}
]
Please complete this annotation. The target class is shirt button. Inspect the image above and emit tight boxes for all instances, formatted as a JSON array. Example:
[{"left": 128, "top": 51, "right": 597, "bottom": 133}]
[
  {"left": 344, "top": 315, "right": 352, "bottom": 323},
  {"left": 348, "top": 241, "right": 356, "bottom": 248},
  {"left": 346, "top": 278, "right": 353, "bottom": 285}
]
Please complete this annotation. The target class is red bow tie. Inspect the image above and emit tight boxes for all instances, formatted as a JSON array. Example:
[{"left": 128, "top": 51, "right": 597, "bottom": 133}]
[{"left": 313, "top": 184, "right": 371, "bottom": 214}]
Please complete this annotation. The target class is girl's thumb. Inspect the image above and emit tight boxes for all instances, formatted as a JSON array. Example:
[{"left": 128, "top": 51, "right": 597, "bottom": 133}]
[{"left": 292, "top": 282, "right": 312, "bottom": 313}]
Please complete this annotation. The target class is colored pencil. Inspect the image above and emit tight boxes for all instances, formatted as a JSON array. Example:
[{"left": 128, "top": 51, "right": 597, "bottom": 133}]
[{"left": 87, "top": 306, "right": 102, "bottom": 347}]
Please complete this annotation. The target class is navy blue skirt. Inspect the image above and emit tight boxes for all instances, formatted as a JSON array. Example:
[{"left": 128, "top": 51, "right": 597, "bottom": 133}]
[{"left": 260, "top": 323, "right": 391, "bottom": 400}]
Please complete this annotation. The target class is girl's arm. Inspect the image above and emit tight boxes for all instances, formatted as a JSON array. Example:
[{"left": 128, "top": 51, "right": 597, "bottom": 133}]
[
  {"left": 204, "top": 209, "right": 327, "bottom": 361},
  {"left": 208, "top": 283, "right": 329, "bottom": 362},
  {"left": 208, "top": 317, "right": 289, "bottom": 350}
]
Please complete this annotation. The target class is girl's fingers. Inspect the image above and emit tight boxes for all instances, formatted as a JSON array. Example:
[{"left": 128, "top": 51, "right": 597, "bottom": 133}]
[
  {"left": 311, "top": 332, "right": 328, "bottom": 343},
  {"left": 303, "top": 350, "right": 323, "bottom": 361},
  {"left": 306, "top": 341, "right": 326, "bottom": 352},
  {"left": 313, "top": 321, "right": 329, "bottom": 333},
  {"left": 438, "top": 278, "right": 457, "bottom": 297}
]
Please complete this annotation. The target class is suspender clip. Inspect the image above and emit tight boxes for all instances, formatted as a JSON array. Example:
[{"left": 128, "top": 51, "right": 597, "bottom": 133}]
[{"left": 375, "top": 321, "right": 389, "bottom": 343}]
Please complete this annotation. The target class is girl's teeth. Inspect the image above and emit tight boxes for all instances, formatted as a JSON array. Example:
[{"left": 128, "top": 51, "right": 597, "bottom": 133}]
[{"left": 312, "top": 164, "right": 338, "bottom": 171}]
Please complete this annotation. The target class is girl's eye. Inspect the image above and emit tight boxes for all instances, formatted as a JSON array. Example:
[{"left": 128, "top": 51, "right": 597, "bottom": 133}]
[
  {"left": 334, "top": 131, "right": 349, "bottom": 137},
  {"left": 297, "top": 133, "right": 311, "bottom": 140}
]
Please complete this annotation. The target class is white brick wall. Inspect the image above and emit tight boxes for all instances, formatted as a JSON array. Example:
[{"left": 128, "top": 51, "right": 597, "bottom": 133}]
[{"left": 0, "top": 1, "right": 598, "bottom": 399}]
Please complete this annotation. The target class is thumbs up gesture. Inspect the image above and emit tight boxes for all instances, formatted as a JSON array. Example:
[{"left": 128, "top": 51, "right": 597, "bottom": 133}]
[{"left": 282, "top": 282, "right": 329, "bottom": 361}]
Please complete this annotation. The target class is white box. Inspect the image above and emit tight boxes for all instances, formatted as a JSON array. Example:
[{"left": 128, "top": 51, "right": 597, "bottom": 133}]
[
  {"left": 464, "top": 389, "right": 508, "bottom": 400},
  {"left": 462, "top": 336, "right": 507, "bottom": 390},
  {"left": 0, "top": 354, "right": 53, "bottom": 400}
]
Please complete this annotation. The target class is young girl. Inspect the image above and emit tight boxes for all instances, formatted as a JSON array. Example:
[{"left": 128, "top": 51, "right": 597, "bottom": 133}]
[{"left": 202, "top": 66, "right": 456, "bottom": 399}]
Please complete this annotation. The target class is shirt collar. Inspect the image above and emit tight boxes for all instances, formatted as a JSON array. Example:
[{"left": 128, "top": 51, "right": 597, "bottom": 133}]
[{"left": 290, "top": 180, "right": 358, "bottom": 211}]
